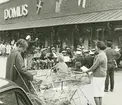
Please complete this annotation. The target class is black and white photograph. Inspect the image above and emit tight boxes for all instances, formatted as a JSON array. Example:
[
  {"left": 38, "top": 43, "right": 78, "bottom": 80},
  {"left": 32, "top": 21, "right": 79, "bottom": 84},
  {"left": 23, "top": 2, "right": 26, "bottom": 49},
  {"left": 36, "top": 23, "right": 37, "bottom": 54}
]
[{"left": 0, "top": 0, "right": 122, "bottom": 105}]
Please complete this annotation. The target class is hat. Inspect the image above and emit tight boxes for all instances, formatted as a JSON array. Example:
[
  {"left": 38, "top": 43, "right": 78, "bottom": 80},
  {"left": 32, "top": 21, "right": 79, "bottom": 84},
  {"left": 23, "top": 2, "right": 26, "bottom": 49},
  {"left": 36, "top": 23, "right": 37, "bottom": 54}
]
[
  {"left": 66, "top": 47, "right": 70, "bottom": 50},
  {"left": 89, "top": 51, "right": 94, "bottom": 55},
  {"left": 83, "top": 49, "right": 89, "bottom": 53},
  {"left": 26, "top": 35, "right": 31, "bottom": 40},
  {"left": 77, "top": 48, "right": 81, "bottom": 51},
  {"left": 91, "top": 49, "right": 95, "bottom": 51},
  {"left": 62, "top": 50, "right": 67, "bottom": 53},
  {"left": 76, "top": 51, "right": 82, "bottom": 55},
  {"left": 115, "top": 48, "right": 120, "bottom": 52}
]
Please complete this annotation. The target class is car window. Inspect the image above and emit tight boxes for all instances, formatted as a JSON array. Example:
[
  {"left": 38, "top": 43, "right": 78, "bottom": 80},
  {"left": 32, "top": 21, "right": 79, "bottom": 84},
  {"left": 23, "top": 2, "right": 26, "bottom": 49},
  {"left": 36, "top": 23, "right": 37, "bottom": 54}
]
[
  {"left": 0, "top": 90, "right": 18, "bottom": 105},
  {"left": 0, "top": 89, "right": 33, "bottom": 105},
  {"left": 15, "top": 90, "right": 33, "bottom": 105}
]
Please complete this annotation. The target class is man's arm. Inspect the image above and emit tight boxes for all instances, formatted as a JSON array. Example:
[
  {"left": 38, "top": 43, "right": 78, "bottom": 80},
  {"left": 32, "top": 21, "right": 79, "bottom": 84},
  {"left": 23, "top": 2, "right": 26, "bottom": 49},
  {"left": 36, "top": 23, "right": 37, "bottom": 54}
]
[
  {"left": 15, "top": 53, "right": 33, "bottom": 81},
  {"left": 29, "top": 38, "right": 38, "bottom": 44}
]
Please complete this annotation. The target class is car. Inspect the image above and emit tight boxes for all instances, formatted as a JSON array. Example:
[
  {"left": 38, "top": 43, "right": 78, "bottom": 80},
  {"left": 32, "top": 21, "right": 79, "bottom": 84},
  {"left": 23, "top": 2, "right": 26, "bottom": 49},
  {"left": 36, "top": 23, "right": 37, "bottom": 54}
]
[{"left": 0, "top": 77, "right": 45, "bottom": 105}]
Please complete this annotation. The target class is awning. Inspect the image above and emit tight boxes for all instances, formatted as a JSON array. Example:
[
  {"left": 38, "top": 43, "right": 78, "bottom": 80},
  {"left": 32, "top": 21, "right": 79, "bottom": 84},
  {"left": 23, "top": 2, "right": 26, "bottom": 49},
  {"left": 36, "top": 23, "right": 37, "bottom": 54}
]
[{"left": 1, "top": 9, "right": 122, "bottom": 31}]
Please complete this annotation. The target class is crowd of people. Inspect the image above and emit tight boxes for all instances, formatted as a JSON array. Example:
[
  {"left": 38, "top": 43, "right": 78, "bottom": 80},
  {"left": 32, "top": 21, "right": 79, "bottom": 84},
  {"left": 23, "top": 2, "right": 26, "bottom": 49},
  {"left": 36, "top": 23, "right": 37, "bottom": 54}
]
[
  {"left": 30, "top": 45, "right": 95, "bottom": 70},
  {"left": 4, "top": 35, "right": 122, "bottom": 105},
  {"left": 0, "top": 42, "right": 13, "bottom": 56}
]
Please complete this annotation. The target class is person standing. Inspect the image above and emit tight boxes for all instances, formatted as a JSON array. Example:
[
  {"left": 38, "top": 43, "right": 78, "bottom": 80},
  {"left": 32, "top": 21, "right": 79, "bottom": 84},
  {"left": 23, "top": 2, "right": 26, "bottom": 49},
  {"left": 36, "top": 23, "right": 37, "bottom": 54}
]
[
  {"left": 2, "top": 43, "right": 6, "bottom": 57},
  {"left": 6, "top": 39, "right": 33, "bottom": 92},
  {"left": 25, "top": 35, "right": 38, "bottom": 70},
  {"left": 0, "top": 42, "right": 3, "bottom": 56},
  {"left": 104, "top": 41, "right": 120, "bottom": 92},
  {"left": 6, "top": 43, "right": 11, "bottom": 55},
  {"left": 85, "top": 41, "right": 107, "bottom": 105},
  {"left": 52, "top": 54, "right": 69, "bottom": 79},
  {"left": 83, "top": 50, "right": 94, "bottom": 68}
]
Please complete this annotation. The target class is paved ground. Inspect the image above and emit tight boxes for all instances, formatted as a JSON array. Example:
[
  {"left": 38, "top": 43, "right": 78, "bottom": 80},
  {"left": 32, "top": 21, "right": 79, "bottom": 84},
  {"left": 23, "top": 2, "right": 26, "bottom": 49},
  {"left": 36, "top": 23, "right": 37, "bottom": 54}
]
[
  {"left": 0, "top": 56, "right": 122, "bottom": 105},
  {"left": 0, "top": 56, "right": 7, "bottom": 78},
  {"left": 82, "top": 71, "right": 122, "bottom": 105}
]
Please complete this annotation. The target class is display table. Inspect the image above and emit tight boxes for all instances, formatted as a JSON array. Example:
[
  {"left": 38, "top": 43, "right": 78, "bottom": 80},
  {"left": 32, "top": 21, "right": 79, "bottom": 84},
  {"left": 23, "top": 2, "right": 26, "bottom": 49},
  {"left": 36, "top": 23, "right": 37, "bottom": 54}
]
[{"left": 28, "top": 69, "right": 92, "bottom": 105}]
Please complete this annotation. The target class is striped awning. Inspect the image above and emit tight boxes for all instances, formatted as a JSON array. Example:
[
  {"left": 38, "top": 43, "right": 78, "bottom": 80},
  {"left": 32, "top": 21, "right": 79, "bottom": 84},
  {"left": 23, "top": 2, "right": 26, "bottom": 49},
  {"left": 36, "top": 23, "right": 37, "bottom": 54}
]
[{"left": 1, "top": 9, "right": 122, "bottom": 31}]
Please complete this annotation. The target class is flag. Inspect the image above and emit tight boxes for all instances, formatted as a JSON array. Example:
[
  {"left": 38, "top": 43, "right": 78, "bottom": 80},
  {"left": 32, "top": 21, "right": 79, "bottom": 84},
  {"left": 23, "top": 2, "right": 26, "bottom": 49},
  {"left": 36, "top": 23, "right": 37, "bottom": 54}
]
[
  {"left": 55, "top": 0, "right": 63, "bottom": 12},
  {"left": 78, "top": 0, "right": 81, "bottom": 6},
  {"left": 36, "top": 0, "right": 44, "bottom": 14},
  {"left": 78, "top": 0, "right": 86, "bottom": 8}
]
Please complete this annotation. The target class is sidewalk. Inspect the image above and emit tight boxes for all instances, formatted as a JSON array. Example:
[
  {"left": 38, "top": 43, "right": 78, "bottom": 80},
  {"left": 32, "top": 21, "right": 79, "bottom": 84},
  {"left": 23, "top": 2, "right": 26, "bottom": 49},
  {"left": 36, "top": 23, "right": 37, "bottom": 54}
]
[
  {"left": 103, "top": 71, "right": 122, "bottom": 105},
  {"left": 78, "top": 71, "right": 122, "bottom": 105}
]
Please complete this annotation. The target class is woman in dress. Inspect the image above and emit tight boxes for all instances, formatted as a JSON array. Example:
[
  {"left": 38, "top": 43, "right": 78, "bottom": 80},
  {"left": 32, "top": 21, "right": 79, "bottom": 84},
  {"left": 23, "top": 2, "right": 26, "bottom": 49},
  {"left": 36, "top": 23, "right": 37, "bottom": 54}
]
[
  {"left": 85, "top": 41, "right": 107, "bottom": 105},
  {"left": 6, "top": 39, "right": 33, "bottom": 92}
]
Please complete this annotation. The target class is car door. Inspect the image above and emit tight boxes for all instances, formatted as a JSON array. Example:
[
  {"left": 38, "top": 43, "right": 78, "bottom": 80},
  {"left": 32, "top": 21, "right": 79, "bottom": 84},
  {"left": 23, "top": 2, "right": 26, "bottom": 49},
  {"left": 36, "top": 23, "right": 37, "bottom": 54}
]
[{"left": 0, "top": 88, "right": 33, "bottom": 105}]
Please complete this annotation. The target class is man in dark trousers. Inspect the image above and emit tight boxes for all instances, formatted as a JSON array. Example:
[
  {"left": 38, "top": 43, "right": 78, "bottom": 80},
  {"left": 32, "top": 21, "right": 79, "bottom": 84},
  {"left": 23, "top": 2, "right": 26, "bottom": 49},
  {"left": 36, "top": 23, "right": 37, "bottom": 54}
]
[{"left": 105, "top": 40, "right": 120, "bottom": 92}]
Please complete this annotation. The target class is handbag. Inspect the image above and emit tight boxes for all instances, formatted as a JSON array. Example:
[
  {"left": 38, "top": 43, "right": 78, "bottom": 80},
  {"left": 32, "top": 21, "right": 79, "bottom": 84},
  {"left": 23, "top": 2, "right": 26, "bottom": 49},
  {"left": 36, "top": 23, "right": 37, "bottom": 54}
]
[{"left": 81, "top": 73, "right": 92, "bottom": 84}]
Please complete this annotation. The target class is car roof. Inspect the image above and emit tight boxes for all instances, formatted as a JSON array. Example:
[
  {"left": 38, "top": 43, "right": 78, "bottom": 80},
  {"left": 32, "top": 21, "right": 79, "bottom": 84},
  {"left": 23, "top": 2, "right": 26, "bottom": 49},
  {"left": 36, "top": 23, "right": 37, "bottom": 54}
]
[{"left": 0, "top": 77, "right": 21, "bottom": 93}]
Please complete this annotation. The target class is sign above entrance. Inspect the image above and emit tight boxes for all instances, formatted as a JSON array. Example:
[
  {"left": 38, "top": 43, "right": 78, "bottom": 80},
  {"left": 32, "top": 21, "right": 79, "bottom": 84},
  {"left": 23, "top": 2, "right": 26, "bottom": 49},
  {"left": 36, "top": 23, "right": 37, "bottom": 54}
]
[{"left": 4, "top": 4, "right": 28, "bottom": 20}]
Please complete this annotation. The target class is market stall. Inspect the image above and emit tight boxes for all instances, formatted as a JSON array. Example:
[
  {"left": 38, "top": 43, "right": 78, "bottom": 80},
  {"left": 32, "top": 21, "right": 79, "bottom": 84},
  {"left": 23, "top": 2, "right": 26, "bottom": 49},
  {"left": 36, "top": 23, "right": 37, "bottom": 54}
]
[{"left": 28, "top": 69, "right": 92, "bottom": 105}]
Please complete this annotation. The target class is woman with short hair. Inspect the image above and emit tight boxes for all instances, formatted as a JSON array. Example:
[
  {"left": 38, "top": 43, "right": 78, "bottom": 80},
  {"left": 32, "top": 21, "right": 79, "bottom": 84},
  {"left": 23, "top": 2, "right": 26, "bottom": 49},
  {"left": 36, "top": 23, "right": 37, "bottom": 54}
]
[
  {"left": 6, "top": 39, "right": 33, "bottom": 92},
  {"left": 52, "top": 54, "right": 69, "bottom": 79},
  {"left": 55, "top": 55, "right": 69, "bottom": 73},
  {"left": 85, "top": 41, "right": 107, "bottom": 105}
]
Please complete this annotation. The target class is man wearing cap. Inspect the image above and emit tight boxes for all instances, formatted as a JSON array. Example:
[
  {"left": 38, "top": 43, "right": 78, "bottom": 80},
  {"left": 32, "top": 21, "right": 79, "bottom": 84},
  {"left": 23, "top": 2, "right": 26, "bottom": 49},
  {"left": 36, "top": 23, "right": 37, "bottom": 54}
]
[
  {"left": 73, "top": 48, "right": 84, "bottom": 67},
  {"left": 26, "top": 35, "right": 38, "bottom": 70}
]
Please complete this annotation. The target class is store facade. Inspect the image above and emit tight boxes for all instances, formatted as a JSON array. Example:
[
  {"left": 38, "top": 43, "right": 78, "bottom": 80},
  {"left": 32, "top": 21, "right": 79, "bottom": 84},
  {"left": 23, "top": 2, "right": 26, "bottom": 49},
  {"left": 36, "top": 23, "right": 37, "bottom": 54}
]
[{"left": 1, "top": 0, "right": 122, "bottom": 49}]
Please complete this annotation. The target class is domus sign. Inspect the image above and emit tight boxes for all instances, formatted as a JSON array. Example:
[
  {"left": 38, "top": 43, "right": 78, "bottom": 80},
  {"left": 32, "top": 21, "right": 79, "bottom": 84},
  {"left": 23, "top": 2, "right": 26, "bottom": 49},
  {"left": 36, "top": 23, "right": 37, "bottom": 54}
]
[{"left": 4, "top": 4, "right": 28, "bottom": 20}]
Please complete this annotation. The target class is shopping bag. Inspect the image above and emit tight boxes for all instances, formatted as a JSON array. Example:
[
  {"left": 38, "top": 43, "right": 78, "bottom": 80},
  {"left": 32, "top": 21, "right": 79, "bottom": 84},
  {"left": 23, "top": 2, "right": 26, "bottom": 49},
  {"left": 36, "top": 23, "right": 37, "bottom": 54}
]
[{"left": 81, "top": 73, "right": 92, "bottom": 84}]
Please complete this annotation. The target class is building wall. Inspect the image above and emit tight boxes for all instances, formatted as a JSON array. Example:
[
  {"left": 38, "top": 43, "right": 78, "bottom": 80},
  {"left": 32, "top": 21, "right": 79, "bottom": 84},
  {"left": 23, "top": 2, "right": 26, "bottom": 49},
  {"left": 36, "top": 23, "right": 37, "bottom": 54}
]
[
  {"left": 0, "top": 0, "right": 122, "bottom": 28},
  {"left": 0, "top": 0, "right": 122, "bottom": 49}
]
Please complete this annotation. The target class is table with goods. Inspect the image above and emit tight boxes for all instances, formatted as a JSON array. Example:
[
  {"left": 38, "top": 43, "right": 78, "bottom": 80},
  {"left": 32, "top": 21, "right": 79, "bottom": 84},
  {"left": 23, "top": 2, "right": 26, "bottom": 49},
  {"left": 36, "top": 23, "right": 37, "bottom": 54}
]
[{"left": 28, "top": 68, "right": 92, "bottom": 105}]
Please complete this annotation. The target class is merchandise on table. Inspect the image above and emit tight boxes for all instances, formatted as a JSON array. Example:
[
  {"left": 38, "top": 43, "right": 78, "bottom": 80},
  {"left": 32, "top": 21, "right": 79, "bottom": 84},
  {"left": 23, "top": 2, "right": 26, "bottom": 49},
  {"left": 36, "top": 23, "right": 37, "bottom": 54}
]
[{"left": 29, "top": 69, "right": 92, "bottom": 105}]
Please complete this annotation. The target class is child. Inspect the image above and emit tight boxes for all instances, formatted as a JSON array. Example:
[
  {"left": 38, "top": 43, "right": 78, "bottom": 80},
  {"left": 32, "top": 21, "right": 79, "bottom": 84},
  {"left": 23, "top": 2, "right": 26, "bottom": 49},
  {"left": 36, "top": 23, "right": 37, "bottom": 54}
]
[{"left": 71, "top": 61, "right": 82, "bottom": 72}]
